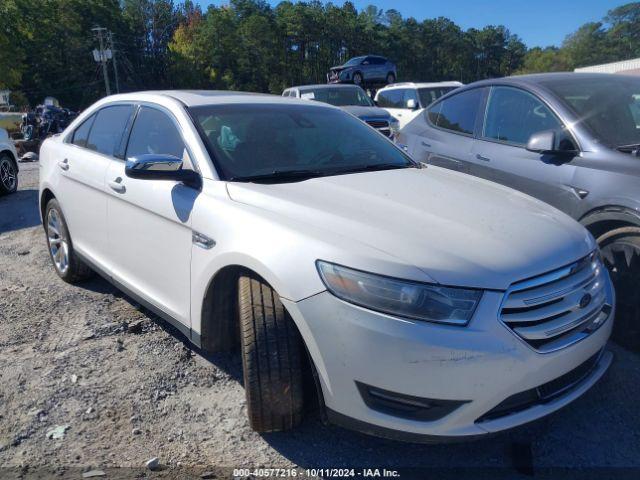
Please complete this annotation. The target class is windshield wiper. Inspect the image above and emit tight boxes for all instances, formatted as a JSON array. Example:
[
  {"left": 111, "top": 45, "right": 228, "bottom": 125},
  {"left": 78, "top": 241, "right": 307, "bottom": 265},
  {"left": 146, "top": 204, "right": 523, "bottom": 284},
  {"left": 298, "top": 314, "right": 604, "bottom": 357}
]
[
  {"left": 228, "top": 169, "right": 326, "bottom": 183},
  {"left": 616, "top": 143, "right": 640, "bottom": 156},
  {"left": 327, "top": 162, "right": 419, "bottom": 175},
  {"left": 228, "top": 162, "right": 420, "bottom": 184}
]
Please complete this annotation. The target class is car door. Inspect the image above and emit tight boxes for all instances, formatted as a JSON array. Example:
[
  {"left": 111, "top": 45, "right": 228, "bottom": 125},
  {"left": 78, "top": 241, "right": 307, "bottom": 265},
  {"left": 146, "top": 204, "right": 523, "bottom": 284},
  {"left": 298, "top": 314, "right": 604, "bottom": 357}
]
[
  {"left": 399, "top": 89, "right": 422, "bottom": 127},
  {"left": 416, "top": 87, "right": 485, "bottom": 173},
  {"left": 56, "top": 105, "right": 134, "bottom": 267},
  {"left": 470, "top": 85, "right": 581, "bottom": 215},
  {"left": 370, "top": 56, "right": 387, "bottom": 80},
  {"left": 105, "top": 104, "right": 199, "bottom": 330},
  {"left": 377, "top": 88, "right": 407, "bottom": 125}
]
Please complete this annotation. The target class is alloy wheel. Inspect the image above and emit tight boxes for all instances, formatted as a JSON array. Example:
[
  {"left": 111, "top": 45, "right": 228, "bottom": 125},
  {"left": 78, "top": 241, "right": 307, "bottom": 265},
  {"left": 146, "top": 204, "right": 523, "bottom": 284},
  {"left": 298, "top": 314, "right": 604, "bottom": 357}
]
[
  {"left": 0, "top": 158, "right": 16, "bottom": 192},
  {"left": 47, "top": 208, "right": 69, "bottom": 275}
]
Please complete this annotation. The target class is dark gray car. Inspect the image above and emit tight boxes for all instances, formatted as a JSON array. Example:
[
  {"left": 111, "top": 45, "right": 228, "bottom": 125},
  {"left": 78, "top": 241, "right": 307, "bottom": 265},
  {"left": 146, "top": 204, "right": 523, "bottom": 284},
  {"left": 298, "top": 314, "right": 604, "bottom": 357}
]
[
  {"left": 400, "top": 72, "right": 640, "bottom": 350},
  {"left": 283, "top": 84, "right": 399, "bottom": 139},
  {"left": 327, "top": 55, "right": 397, "bottom": 87}
]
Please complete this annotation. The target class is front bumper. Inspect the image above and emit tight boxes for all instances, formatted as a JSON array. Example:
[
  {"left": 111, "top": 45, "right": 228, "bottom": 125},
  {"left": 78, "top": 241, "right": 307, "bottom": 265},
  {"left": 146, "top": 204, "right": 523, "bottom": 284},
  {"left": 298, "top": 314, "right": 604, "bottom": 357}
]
[{"left": 282, "top": 282, "right": 614, "bottom": 441}]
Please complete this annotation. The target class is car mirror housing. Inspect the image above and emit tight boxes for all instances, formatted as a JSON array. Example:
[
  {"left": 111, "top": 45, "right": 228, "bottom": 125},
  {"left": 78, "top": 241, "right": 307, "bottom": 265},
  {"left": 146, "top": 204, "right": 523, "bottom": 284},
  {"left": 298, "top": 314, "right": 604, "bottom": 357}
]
[
  {"left": 406, "top": 99, "right": 418, "bottom": 110},
  {"left": 125, "top": 154, "right": 202, "bottom": 188},
  {"left": 526, "top": 130, "right": 556, "bottom": 153}
]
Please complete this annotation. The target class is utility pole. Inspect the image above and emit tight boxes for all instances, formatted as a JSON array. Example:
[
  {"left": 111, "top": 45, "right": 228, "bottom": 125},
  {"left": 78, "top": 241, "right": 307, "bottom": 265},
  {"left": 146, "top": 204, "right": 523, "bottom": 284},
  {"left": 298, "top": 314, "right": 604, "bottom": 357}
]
[
  {"left": 107, "top": 31, "right": 120, "bottom": 94},
  {"left": 92, "top": 26, "right": 111, "bottom": 96}
]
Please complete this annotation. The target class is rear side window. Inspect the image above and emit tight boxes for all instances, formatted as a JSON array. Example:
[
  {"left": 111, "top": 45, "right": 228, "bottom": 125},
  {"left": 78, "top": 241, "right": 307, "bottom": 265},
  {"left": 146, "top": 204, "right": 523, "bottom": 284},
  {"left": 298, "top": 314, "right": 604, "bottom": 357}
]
[
  {"left": 377, "top": 89, "right": 405, "bottom": 108},
  {"left": 483, "top": 86, "right": 562, "bottom": 145},
  {"left": 71, "top": 114, "right": 96, "bottom": 148},
  {"left": 86, "top": 105, "right": 133, "bottom": 156},
  {"left": 126, "top": 107, "right": 186, "bottom": 160},
  {"left": 427, "top": 88, "right": 483, "bottom": 135}
]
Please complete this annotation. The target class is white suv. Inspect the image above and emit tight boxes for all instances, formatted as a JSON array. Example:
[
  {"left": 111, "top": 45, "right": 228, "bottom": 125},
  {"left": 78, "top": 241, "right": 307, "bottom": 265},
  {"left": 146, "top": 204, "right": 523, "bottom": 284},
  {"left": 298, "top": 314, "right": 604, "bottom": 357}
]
[
  {"left": 375, "top": 82, "right": 463, "bottom": 129},
  {"left": 39, "top": 91, "right": 614, "bottom": 442}
]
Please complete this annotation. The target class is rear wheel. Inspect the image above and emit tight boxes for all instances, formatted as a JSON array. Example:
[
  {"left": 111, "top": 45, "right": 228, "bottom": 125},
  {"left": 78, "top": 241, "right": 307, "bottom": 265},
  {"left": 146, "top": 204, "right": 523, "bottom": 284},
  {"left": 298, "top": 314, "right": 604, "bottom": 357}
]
[
  {"left": 597, "top": 226, "right": 640, "bottom": 350},
  {"left": 352, "top": 72, "right": 363, "bottom": 86},
  {"left": 0, "top": 154, "right": 18, "bottom": 195},
  {"left": 238, "top": 273, "right": 304, "bottom": 432},
  {"left": 45, "top": 199, "right": 93, "bottom": 283}
]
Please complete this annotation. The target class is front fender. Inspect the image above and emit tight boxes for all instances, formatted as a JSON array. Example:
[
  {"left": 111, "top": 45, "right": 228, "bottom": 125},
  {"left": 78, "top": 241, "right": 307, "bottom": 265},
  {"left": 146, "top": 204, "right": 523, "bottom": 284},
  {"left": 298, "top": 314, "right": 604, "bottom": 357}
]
[{"left": 580, "top": 203, "right": 640, "bottom": 230}]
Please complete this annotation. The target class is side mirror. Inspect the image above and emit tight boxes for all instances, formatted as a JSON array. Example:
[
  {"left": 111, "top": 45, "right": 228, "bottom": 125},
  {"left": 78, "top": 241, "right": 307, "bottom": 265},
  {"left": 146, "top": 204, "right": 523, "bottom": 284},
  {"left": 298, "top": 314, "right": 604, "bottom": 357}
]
[
  {"left": 526, "top": 130, "right": 555, "bottom": 153},
  {"left": 526, "top": 130, "right": 579, "bottom": 156},
  {"left": 125, "top": 154, "right": 201, "bottom": 189},
  {"left": 406, "top": 99, "right": 418, "bottom": 110}
]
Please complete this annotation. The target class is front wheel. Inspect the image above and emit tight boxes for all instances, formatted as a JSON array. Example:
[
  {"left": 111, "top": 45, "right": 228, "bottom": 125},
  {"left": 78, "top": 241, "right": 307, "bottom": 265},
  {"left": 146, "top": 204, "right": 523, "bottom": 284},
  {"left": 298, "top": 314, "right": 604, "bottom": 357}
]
[
  {"left": 238, "top": 273, "right": 304, "bottom": 432},
  {"left": 598, "top": 226, "right": 640, "bottom": 350},
  {"left": 352, "top": 72, "right": 363, "bottom": 86},
  {"left": 386, "top": 72, "right": 396, "bottom": 84},
  {"left": 45, "top": 199, "right": 93, "bottom": 283},
  {"left": 0, "top": 154, "right": 18, "bottom": 195}
]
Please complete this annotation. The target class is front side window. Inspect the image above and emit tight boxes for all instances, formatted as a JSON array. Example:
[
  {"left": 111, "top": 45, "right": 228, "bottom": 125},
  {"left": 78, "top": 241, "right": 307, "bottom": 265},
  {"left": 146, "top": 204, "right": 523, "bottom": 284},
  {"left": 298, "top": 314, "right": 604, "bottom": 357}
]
[
  {"left": 71, "top": 114, "right": 96, "bottom": 148},
  {"left": 299, "top": 87, "right": 372, "bottom": 107},
  {"left": 190, "top": 104, "right": 415, "bottom": 182},
  {"left": 483, "top": 86, "right": 562, "bottom": 146},
  {"left": 427, "top": 88, "right": 483, "bottom": 135},
  {"left": 344, "top": 56, "right": 365, "bottom": 67},
  {"left": 86, "top": 105, "right": 133, "bottom": 156},
  {"left": 418, "top": 87, "right": 458, "bottom": 108},
  {"left": 377, "top": 89, "right": 405, "bottom": 109},
  {"left": 126, "top": 107, "right": 186, "bottom": 160},
  {"left": 403, "top": 89, "right": 419, "bottom": 106}
]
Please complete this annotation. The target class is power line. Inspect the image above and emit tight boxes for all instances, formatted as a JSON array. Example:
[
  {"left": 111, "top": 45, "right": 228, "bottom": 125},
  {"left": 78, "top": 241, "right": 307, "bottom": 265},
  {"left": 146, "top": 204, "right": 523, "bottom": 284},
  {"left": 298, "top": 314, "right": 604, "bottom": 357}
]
[
  {"left": 92, "top": 26, "right": 111, "bottom": 96},
  {"left": 107, "top": 31, "right": 121, "bottom": 94}
]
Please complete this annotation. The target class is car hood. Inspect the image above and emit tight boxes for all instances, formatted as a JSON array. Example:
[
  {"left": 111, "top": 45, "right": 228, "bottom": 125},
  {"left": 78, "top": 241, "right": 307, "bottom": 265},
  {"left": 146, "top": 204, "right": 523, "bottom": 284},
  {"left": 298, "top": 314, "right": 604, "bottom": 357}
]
[
  {"left": 227, "top": 167, "right": 594, "bottom": 290},
  {"left": 339, "top": 105, "right": 390, "bottom": 120}
]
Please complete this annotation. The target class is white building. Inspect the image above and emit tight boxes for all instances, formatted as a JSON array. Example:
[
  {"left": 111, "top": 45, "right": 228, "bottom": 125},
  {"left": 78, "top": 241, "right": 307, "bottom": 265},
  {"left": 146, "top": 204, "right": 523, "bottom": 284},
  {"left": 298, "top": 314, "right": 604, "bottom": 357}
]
[
  {"left": 0, "top": 90, "right": 10, "bottom": 106},
  {"left": 575, "top": 58, "right": 640, "bottom": 75}
]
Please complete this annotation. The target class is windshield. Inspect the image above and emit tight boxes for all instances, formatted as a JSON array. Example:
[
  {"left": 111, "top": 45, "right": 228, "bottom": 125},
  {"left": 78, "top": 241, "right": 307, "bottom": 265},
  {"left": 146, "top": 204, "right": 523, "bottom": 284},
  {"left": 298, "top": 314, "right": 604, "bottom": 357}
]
[
  {"left": 418, "top": 87, "right": 459, "bottom": 108},
  {"left": 299, "top": 87, "right": 373, "bottom": 107},
  {"left": 540, "top": 76, "right": 640, "bottom": 148},
  {"left": 190, "top": 104, "right": 415, "bottom": 182},
  {"left": 343, "top": 56, "right": 365, "bottom": 67}
]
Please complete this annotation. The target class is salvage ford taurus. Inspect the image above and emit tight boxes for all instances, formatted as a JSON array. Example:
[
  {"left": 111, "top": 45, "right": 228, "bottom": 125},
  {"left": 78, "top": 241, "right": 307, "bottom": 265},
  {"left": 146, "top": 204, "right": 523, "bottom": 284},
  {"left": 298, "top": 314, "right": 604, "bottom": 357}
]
[{"left": 39, "top": 90, "right": 614, "bottom": 441}]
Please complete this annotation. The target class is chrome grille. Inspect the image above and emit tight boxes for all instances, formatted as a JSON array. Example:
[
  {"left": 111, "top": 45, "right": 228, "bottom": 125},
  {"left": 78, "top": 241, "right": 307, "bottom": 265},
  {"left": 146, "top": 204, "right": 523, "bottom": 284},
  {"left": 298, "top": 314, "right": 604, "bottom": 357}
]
[
  {"left": 365, "top": 119, "right": 392, "bottom": 137},
  {"left": 500, "top": 252, "right": 611, "bottom": 353}
]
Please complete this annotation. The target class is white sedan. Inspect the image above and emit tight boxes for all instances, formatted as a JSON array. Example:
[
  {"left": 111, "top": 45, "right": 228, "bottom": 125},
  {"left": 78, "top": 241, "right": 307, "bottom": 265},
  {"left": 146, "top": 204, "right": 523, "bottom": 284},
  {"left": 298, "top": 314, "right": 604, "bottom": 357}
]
[{"left": 39, "top": 91, "right": 613, "bottom": 441}]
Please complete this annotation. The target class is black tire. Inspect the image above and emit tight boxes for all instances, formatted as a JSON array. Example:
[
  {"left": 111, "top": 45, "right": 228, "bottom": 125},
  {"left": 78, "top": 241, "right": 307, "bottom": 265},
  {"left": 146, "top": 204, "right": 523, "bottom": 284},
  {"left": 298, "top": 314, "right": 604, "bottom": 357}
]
[
  {"left": 44, "top": 199, "right": 93, "bottom": 283},
  {"left": 0, "top": 154, "right": 18, "bottom": 195},
  {"left": 386, "top": 72, "right": 396, "bottom": 85},
  {"left": 597, "top": 226, "right": 640, "bottom": 350},
  {"left": 238, "top": 273, "right": 304, "bottom": 432},
  {"left": 352, "top": 72, "right": 363, "bottom": 86}
]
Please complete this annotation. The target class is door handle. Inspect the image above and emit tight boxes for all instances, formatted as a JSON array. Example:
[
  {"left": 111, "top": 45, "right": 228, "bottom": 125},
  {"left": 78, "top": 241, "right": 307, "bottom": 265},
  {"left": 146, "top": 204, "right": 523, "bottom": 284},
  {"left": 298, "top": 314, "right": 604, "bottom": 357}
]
[
  {"left": 58, "top": 159, "right": 69, "bottom": 171},
  {"left": 108, "top": 178, "right": 126, "bottom": 193},
  {"left": 476, "top": 153, "right": 491, "bottom": 162},
  {"left": 421, "top": 141, "right": 432, "bottom": 148}
]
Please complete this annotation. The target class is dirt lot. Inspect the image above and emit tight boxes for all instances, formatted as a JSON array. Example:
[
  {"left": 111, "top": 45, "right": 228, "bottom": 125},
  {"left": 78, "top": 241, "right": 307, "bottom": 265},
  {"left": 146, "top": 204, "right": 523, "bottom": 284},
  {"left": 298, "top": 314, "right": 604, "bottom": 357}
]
[{"left": 1, "top": 162, "right": 639, "bottom": 478}]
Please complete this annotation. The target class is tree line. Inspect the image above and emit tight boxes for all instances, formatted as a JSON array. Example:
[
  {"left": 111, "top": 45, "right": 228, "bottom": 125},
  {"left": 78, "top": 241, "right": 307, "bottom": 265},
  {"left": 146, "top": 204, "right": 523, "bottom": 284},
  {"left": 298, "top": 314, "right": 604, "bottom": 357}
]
[{"left": 1, "top": 0, "right": 639, "bottom": 110}]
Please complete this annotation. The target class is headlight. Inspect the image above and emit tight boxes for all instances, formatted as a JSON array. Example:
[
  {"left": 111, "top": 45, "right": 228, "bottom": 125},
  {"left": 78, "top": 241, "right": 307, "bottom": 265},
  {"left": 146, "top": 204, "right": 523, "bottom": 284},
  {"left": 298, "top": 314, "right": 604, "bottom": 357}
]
[
  {"left": 316, "top": 261, "right": 482, "bottom": 326},
  {"left": 389, "top": 117, "right": 400, "bottom": 134}
]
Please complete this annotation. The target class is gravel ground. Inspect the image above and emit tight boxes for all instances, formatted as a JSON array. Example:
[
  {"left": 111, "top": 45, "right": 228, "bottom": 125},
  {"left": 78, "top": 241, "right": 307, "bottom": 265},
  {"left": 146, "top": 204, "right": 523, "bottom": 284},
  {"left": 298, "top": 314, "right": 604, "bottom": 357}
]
[{"left": 0, "top": 162, "right": 639, "bottom": 478}]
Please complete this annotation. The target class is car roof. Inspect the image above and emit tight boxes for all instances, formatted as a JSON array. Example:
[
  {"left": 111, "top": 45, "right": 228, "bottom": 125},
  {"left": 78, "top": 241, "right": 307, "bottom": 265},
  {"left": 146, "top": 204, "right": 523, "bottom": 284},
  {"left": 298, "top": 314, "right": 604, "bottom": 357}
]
[
  {"left": 464, "top": 72, "right": 629, "bottom": 89},
  {"left": 98, "top": 90, "right": 340, "bottom": 108},
  {"left": 378, "top": 81, "right": 463, "bottom": 91},
  {"left": 288, "top": 84, "right": 364, "bottom": 91}
]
